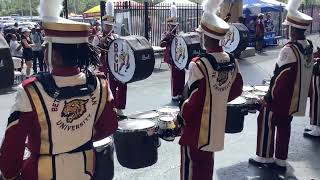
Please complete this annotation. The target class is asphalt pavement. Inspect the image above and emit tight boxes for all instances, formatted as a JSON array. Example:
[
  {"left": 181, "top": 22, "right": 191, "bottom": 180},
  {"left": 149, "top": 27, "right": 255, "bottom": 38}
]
[{"left": 1, "top": 34, "right": 320, "bottom": 180}]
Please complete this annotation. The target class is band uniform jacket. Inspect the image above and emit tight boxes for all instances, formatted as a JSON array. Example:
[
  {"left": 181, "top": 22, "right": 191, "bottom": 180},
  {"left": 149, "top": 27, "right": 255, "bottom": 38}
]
[
  {"left": 0, "top": 70, "right": 118, "bottom": 180},
  {"left": 264, "top": 40, "right": 314, "bottom": 116},
  {"left": 160, "top": 31, "right": 175, "bottom": 65},
  {"left": 179, "top": 52, "right": 243, "bottom": 152}
]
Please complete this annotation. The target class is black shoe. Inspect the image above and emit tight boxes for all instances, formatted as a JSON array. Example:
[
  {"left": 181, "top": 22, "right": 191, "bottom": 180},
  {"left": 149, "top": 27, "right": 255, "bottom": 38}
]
[
  {"left": 248, "top": 158, "right": 273, "bottom": 167},
  {"left": 270, "top": 163, "right": 287, "bottom": 172},
  {"left": 303, "top": 131, "right": 320, "bottom": 138},
  {"left": 304, "top": 128, "right": 312, "bottom": 132}
]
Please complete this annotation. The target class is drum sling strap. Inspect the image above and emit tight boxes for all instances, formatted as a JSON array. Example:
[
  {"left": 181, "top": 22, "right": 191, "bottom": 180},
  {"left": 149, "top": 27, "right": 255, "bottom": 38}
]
[
  {"left": 35, "top": 71, "right": 97, "bottom": 100},
  {"left": 199, "top": 52, "right": 236, "bottom": 72}
]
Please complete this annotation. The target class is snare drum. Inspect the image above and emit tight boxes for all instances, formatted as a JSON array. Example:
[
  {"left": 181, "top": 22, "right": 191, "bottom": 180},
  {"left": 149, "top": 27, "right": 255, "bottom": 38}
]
[
  {"left": 243, "top": 85, "right": 254, "bottom": 92},
  {"left": 158, "top": 116, "right": 176, "bottom": 141},
  {"left": 157, "top": 107, "right": 180, "bottom": 117},
  {"left": 243, "top": 93, "right": 259, "bottom": 113},
  {"left": 93, "top": 137, "right": 114, "bottom": 180},
  {"left": 254, "top": 85, "right": 269, "bottom": 93},
  {"left": 226, "top": 96, "right": 248, "bottom": 133},
  {"left": 114, "top": 119, "right": 159, "bottom": 169}
]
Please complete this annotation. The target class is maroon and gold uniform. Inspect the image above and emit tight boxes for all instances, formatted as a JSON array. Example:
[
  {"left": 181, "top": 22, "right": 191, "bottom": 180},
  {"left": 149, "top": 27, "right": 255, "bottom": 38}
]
[
  {"left": 254, "top": 40, "right": 313, "bottom": 163},
  {"left": 179, "top": 50, "right": 243, "bottom": 180},
  {"left": 0, "top": 68, "right": 118, "bottom": 180}
]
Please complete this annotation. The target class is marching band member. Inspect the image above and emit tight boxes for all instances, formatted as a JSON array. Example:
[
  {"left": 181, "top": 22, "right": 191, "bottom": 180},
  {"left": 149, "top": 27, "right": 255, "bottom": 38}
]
[
  {"left": 0, "top": 0, "right": 118, "bottom": 179},
  {"left": 249, "top": 0, "right": 314, "bottom": 171},
  {"left": 305, "top": 48, "right": 320, "bottom": 137},
  {"left": 176, "top": 0, "right": 243, "bottom": 178},
  {"left": 98, "top": 1, "right": 127, "bottom": 116},
  {"left": 160, "top": 3, "right": 185, "bottom": 101}
]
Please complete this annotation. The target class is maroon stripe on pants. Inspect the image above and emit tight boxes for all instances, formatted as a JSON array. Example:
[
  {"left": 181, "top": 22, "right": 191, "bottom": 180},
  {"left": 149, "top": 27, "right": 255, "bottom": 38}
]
[
  {"left": 180, "top": 145, "right": 213, "bottom": 180},
  {"left": 171, "top": 66, "right": 185, "bottom": 97},
  {"left": 256, "top": 107, "right": 275, "bottom": 158},
  {"left": 109, "top": 76, "right": 127, "bottom": 109},
  {"left": 256, "top": 107, "right": 292, "bottom": 160},
  {"left": 310, "top": 75, "right": 319, "bottom": 125}
]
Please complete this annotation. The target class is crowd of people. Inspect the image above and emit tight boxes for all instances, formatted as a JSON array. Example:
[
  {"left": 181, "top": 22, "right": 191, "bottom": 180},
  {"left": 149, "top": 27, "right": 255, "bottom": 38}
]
[
  {"left": 0, "top": 0, "right": 318, "bottom": 179},
  {"left": 3, "top": 23, "right": 45, "bottom": 77}
]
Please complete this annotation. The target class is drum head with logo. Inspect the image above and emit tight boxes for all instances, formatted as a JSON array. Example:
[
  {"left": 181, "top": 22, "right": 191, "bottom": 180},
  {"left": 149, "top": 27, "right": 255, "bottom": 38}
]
[
  {"left": 108, "top": 39, "right": 136, "bottom": 83},
  {"left": 222, "top": 24, "right": 241, "bottom": 53},
  {"left": 118, "top": 119, "right": 156, "bottom": 132},
  {"left": 171, "top": 36, "right": 189, "bottom": 70}
]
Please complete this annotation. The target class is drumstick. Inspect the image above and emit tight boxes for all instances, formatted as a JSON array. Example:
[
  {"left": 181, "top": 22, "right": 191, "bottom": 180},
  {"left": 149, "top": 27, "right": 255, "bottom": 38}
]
[{"left": 170, "top": 24, "right": 179, "bottom": 33}]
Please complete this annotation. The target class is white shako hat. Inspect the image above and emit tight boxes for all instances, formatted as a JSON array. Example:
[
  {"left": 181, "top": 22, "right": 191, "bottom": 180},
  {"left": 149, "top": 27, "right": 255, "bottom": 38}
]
[
  {"left": 197, "top": 0, "right": 230, "bottom": 40},
  {"left": 167, "top": 3, "right": 178, "bottom": 25},
  {"left": 282, "top": 0, "right": 312, "bottom": 29},
  {"left": 102, "top": 1, "right": 115, "bottom": 26},
  {"left": 39, "top": 0, "right": 90, "bottom": 70}
]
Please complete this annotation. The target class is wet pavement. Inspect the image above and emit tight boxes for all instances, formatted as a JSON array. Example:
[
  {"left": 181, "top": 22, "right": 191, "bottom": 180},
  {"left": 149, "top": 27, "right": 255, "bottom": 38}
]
[{"left": 1, "top": 34, "right": 320, "bottom": 180}]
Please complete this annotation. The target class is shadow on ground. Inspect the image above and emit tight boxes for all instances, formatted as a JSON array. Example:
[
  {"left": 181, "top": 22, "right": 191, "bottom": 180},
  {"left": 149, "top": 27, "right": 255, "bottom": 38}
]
[
  {"left": 216, "top": 162, "right": 299, "bottom": 180},
  {"left": 0, "top": 87, "right": 17, "bottom": 95}
]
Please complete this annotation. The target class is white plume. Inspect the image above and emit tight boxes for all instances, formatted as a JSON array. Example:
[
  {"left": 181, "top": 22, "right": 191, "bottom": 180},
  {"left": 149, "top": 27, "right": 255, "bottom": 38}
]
[
  {"left": 286, "top": 0, "right": 301, "bottom": 13},
  {"left": 38, "top": 0, "right": 64, "bottom": 18},
  {"left": 170, "top": 4, "right": 177, "bottom": 18},
  {"left": 202, "top": 0, "right": 224, "bottom": 13},
  {"left": 106, "top": 1, "right": 114, "bottom": 17}
]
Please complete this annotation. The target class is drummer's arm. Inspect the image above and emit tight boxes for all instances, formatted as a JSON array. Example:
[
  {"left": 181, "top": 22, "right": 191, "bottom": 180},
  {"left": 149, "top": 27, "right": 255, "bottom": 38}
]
[
  {"left": 93, "top": 80, "right": 118, "bottom": 141},
  {"left": 180, "top": 61, "right": 205, "bottom": 126},
  {"left": 160, "top": 33, "right": 171, "bottom": 48},
  {"left": 0, "top": 85, "right": 33, "bottom": 179},
  {"left": 264, "top": 47, "right": 297, "bottom": 106},
  {"left": 228, "top": 62, "right": 243, "bottom": 102}
]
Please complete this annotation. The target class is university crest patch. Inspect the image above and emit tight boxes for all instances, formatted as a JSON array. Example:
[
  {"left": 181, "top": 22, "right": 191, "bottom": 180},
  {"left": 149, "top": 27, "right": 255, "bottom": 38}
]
[{"left": 61, "top": 99, "right": 89, "bottom": 123}]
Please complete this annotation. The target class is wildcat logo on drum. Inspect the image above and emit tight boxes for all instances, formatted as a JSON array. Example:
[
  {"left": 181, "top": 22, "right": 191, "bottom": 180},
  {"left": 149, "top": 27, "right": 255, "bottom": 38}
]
[
  {"left": 175, "top": 40, "right": 186, "bottom": 64},
  {"left": 113, "top": 43, "right": 131, "bottom": 76},
  {"left": 61, "top": 99, "right": 89, "bottom": 123}
]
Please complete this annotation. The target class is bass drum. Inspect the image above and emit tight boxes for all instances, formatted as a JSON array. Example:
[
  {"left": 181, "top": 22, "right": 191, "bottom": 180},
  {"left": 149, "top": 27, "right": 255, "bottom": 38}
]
[
  {"left": 222, "top": 23, "right": 249, "bottom": 55},
  {"left": 93, "top": 136, "right": 114, "bottom": 180},
  {"left": 170, "top": 32, "right": 201, "bottom": 70},
  {"left": 0, "top": 36, "right": 14, "bottom": 89},
  {"left": 113, "top": 119, "right": 159, "bottom": 169},
  {"left": 108, "top": 35, "right": 155, "bottom": 83}
]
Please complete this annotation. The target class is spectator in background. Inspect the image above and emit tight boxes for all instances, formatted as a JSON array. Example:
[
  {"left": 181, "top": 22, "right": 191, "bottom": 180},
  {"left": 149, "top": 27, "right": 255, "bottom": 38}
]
[
  {"left": 21, "top": 28, "right": 35, "bottom": 77},
  {"left": 9, "top": 33, "right": 23, "bottom": 72},
  {"left": 264, "top": 13, "right": 274, "bottom": 32},
  {"left": 31, "top": 27, "right": 45, "bottom": 73},
  {"left": 256, "top": 13, "right": 265, "bottom": 53},
  {"left": 9, "top": 34, "right": 23, "bottom": 58}
]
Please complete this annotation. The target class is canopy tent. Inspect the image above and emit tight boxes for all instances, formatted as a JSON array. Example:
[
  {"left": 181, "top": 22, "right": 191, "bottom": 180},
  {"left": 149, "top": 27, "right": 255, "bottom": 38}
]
[
  {"left": 243, "top": 0, "right": 287, "bottom": 15},
  {"left": 83, "top": 0, "right": 142, "bottom": 18}
]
